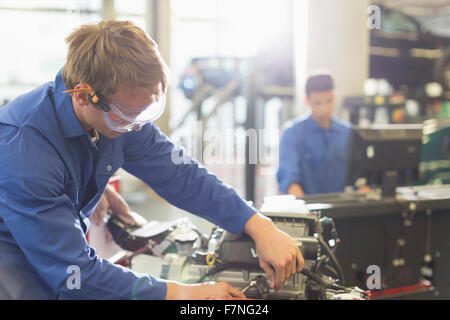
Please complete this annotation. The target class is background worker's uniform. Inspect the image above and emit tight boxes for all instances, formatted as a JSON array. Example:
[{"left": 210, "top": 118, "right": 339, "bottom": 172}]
[
  {"left": 0, "top": 70, "right": 256, "bottom": 299},
  {"left": 277, "top": 115, "right": 351, "bottom": 195}
]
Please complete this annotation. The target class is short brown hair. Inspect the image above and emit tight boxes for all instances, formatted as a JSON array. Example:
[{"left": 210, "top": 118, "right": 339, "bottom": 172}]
[
  {"left": 305, "top": 71, "right": 334, "bottom": 97},
  {"left": 62, "top": 20, "right": 168, "bottom": 97}
]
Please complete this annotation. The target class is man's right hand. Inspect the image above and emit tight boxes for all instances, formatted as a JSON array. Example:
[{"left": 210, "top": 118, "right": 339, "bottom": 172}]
[
  {"left": 165, "top": 281, "right": 246, "bottom": 300},
  {"left": 287, "top": 183, "right": 305, "bottom": 198}
]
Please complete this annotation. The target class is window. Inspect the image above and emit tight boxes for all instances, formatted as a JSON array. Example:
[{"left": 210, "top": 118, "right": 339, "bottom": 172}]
[{"left": 0, "top": 1, "right": 102, "bottom": 103}]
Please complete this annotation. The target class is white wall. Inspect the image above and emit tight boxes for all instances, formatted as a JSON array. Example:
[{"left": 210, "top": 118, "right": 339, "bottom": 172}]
[{"left": 295, "top": 0, "right": 370, "bottom": 117}]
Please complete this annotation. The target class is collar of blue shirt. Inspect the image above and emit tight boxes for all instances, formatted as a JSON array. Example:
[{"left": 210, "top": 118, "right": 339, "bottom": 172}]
[
  {"left": 306, "top": 114, "right": 340, "bottom": 132},
  {"left": 53, "top": 69, "right": 87, "bottom": 139}
]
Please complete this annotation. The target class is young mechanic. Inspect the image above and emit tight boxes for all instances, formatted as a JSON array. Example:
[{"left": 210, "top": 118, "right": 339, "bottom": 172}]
[
  {"left": 277, "top": 71, "right": 352, "bottom": 197},
  {"left": 0, "top": 20, "right": 303, "bottom": 299}
]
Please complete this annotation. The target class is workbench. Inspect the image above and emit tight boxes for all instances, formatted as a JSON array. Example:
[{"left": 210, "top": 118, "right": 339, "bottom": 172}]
[{"left": 302, "top": 187, "right": 450, "bottom": 299}]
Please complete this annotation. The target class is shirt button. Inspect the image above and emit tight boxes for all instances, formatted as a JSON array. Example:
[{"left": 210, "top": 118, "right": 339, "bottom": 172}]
[{"left": 106, "top": 165, "right": 112, "bottom": 172}]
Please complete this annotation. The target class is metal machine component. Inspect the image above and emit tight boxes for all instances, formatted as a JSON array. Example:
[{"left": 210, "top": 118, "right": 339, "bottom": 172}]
[
  {"left": 159, "top": 197, "right": 357, "bottom": 300},
  {"left": 161, "top": 252, "right": 311, "bottom": 300},
  {"left": 107, "top": 196, "right": 365, "bottom": 299},
  {"left": 106, "top": 215, "right": 201, "bottom": 265}
]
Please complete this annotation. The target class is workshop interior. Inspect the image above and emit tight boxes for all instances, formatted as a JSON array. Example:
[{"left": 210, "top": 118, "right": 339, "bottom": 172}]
[{"left": 1, "top": 0, "right": 450, "bottom": 300}]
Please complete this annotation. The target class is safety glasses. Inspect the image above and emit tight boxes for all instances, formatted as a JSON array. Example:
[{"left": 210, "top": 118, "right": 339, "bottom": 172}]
[{"left": 64, "top": 85, "right": 166, "bottom": 132}]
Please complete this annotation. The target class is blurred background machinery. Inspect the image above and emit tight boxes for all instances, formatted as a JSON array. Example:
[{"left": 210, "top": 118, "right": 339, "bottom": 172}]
[{"left": 421, "top": 119, "right": 450, "bottom": 185}]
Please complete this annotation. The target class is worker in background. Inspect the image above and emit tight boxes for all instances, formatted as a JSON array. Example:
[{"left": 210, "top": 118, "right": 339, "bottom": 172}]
[
  {"left": 0, "top": 20, "right": 303, "bottom": 300},
  {"left": 277, "top": 71, "right": 352, "bottom": 197}
]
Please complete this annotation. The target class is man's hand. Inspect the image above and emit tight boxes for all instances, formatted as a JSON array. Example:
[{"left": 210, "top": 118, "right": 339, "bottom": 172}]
[
  {"left": 244, "top": 213, "right": 304, "bottom": 291},
  {"left": 91, "top": 184, "right": 147, "bottom": 227},
  {"left": 104, "top": 185, "right": 148, "bottom": 226},
  {"left": 166, "top": 281, "right": 246, "bottom": 300},
  {"left": 287, "top": 182, "right": 305, "bottom": 198}
]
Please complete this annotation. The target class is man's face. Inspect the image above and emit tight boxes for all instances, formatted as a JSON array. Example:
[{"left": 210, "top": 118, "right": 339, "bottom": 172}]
[
  {"left": 82, "top": 85, "right": 155, "bottom": 139},
  {"left": 306, "top": 90, "right": 335, "bottom": 127}
]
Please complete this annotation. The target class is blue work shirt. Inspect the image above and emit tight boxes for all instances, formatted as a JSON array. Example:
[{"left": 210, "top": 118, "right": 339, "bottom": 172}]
[
  {"left": 0, "top": 70, "right": 256, "bottom": 299},
  {"left": 277, "top": 115, "right": 351, "bottom": 195}
]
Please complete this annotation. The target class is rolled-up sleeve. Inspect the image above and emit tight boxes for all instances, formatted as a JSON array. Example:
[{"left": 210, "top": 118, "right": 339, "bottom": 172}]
[
  {"left": 122, "top": 124, "right": 257, "bottom": 236},
  {"left": 277, "top": 126, "right": 302, "bottom": 193},
  {"left": 0, "top": 127, "right": 167, "bottom": 300}
]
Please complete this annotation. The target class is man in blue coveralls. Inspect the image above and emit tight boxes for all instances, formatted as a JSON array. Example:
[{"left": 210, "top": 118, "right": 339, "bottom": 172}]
[
  {"left": 277, "top": 71, "right": 352, "bottom": 197},
  {"left": 0, "top": 20, "right": 303, "bottom": 299}
]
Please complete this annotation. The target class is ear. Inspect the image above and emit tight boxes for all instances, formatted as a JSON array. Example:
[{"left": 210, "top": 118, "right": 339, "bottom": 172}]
[
  {"left": 332, "top": 90, "right": 337, "bottom": 100},
  {"left": 305, "top": 96, "right": 311, "bottom": 107},
  {"left": 72, "top": 84, "right": 90, "bottom": 107}
]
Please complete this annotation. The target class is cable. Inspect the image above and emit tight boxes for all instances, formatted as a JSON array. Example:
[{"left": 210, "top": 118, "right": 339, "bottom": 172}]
[
  {"left": 330, "top": 220, "right": 340, "bottom": 254},
  {"left": 319, "top": 217, "right": 340, "bottom": 255},
  {"left": 322, "top": 264, "right": 339, "bottom": 279},
  {"left": 318, "top": 236, "right": 345, "bottom": 285},
  {"left": 197, "top": 262, "right": 251, "bottom": 283},
  {"left": 301, "top": 268, "right": 346, "bottom": 291},
  {"left": 313, "top": 255, "right": 327, "bottom": 274}
]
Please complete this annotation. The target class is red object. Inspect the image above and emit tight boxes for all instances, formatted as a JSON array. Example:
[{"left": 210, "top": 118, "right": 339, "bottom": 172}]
[
  {"left": 367, "top": 280, "right": 433, "bottom": 299},
  {"left": 108, "top": 175, "right": 121, "bottom": 193}
]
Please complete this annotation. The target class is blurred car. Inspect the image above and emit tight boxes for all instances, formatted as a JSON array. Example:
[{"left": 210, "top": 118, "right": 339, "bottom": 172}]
[{"left": 370, "top": 5, "right": 450, "bottom": 95}]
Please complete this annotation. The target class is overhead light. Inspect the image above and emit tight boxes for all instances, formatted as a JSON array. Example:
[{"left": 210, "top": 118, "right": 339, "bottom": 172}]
[
  {"left": 364, "top": 79, "right": 378, "bottom": 96},
  {"left": 405, "top": 99, "right": 419, "bottom": 117},
  {"left": 378, "top": 79, "right": 392, "bottom": 96},
  {"left": 425, "top": 82, "right": 443, "bottom": 98}
]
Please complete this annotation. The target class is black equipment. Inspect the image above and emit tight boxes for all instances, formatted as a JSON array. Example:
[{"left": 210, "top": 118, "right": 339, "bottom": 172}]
[{"left": 345, "top": 124, "right": 423, "bottom": 197}]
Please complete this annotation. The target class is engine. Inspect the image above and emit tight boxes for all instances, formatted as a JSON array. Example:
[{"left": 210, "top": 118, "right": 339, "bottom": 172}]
[{"left": 106, "top": 196, "right": 367, "bottom": 300}]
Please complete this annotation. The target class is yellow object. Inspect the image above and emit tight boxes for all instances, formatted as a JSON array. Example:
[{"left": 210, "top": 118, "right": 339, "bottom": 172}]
[
  {"left": 206, "top": 253, "right": 216, "bottom": 267},
  {"left": 374, "top": 95, "right": 385, "bottom": 105},
  {"left": 392, "top": 108, "right": 405, "bottom": 123}
]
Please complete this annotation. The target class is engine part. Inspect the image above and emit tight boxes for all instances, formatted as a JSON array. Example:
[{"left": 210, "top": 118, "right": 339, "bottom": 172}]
[
  {"left": 159, "top": 199, "right": 348, "bottom": 300},
  {"left": 106, "top": 215, "right": 199, "bottom": 256},
  {"left": 108, "top": 196, "right": 363, "bottom": 299}
]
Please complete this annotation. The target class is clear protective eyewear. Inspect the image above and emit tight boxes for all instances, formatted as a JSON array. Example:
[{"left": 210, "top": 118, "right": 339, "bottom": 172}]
[
  {"left": 102, "top": 94, "right": 166, "bottom": 132},
  {"left": 64, "top": 85, "right": 166, "bottom": 133}
]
